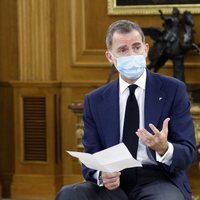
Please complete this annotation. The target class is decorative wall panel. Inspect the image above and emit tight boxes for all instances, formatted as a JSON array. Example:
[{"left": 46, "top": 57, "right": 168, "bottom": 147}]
[
  {"left": 17, "top": 0, "right": 52, "bottom": 80},
  {"left": 70, "top": 0, "right": 108, "bottom": 67}
]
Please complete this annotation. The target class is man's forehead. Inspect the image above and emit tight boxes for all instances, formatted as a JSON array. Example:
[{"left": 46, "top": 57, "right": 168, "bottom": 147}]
[
  {"left": 113, "top": 30, "right": 142, "bottom": 42},
  {"left": 112, "top": 31, "right": 143, "bottom": 47}
]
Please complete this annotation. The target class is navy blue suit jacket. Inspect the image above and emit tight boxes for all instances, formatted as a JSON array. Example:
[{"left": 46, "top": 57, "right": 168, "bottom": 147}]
[{"left": 82, "top": 69, "right": 196, "bottom": 199}]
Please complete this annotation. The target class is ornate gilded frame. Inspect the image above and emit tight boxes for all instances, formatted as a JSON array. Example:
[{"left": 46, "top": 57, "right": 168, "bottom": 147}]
[{"left": 107, "top": 0, "right": 200, "bottom": 15}]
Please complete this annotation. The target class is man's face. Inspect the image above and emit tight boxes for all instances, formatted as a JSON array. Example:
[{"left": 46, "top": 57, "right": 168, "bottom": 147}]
[{"left": 106, "top": 30, "right": 149, "bottom": 65}]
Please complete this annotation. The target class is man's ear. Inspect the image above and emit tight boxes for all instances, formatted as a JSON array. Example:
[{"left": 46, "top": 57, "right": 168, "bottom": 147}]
[{"left": 105, "top": 51, "right": 114, "bottom": 64}]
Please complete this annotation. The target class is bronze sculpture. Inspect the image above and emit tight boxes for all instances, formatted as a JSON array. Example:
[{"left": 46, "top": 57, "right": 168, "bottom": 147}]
[{"left": 143, "top": 8, "right": 200, "bottom": 82}]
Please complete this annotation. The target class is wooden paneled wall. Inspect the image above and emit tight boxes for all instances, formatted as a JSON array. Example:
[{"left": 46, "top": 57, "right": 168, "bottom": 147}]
[
  {"left": 0, "top": 0, "right": 18, "bottom": 81},
  {"left": 11, "top": 82, "right": 62, "bottom": 200},
  {"left": 17, "top": 0, "right": 56, "bottom": 80},
  {"left": 0, "top": 0, "right": 200, "bottom": 199},
  {"left": 0, "top": 83, "right": 14, "bottom": 198}
]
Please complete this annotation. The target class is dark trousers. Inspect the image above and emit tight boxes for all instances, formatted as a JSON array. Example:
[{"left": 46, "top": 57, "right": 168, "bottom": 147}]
[
  {"left": 55, "top": 166, "right": 185, "bottom": 200},
  {"left": 55, "top": 181, "right": 184, "bottom": 200},
  {"left": 55, "top": 181, "right": 128, "bottom": 200},
  {"left": 124, "top": 166, "right": 185, "bottom": 200},
  {"left": 128, "top": 179, "right": 185, "bottom": 200}
]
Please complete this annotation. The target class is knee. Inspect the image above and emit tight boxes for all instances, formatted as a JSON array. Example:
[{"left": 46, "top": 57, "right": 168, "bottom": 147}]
[
  {"left": 55, "top": 182, "right": 128, "bottom": 200},
  {"left": 55, "top": 184, "right": 78, "bottom": 200},
  {"left": 55, "top": 182, "right": 98, "bottom": 200}
]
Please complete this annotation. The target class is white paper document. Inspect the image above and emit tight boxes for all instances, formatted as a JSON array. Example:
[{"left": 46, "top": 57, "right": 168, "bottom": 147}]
[{"left": 67, "top": 143, "right": 142, "bottom": 172}]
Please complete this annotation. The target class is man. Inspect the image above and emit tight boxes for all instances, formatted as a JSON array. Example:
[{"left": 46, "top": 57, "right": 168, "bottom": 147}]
[{"left": 56, "top": 20, "right": 196, "bottom": 200}]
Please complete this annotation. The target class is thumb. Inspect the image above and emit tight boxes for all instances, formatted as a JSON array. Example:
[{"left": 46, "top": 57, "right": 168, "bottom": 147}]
[{"left": 162, "top": 118, "right": 170, "bottom": 133}]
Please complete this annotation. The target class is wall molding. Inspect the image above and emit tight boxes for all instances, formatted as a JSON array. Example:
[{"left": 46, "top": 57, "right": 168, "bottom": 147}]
[{"left": 70, "top": 0, "right": 108, "bottom": 67}]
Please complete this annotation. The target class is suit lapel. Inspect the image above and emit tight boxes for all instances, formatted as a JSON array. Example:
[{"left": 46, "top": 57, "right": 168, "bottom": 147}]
[
  {"left": 145, "top": 70, "right": 166, "bottom": 160},
  {"left": 98, "top": 79, "right": 120, "bottom": 147},
  {"left": 145, "top": 70, "right": 166, "bottom": 132}
]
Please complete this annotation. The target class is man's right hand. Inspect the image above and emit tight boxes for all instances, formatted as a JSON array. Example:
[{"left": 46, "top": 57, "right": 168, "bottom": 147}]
[{"left": 101, "top": 171, "right": 121, "bottom": 190}]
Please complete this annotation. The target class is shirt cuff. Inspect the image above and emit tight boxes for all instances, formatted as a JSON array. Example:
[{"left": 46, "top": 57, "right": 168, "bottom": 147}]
[
  {"left": 156, "top": 142, "right": 174, "bottom": 166},
  {"left": 93, "top": 171, "right": 103, "bottom": 186}
]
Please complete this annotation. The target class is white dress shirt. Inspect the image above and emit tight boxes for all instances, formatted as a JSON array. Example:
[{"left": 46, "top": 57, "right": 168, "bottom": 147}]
[{"left": 119, "top": 69, "right": 173, "bottom": 165}]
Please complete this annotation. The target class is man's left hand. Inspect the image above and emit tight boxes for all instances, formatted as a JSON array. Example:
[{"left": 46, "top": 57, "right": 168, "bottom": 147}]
[{"left": 136, "top": 118, "right": 170, "bottom": 156}]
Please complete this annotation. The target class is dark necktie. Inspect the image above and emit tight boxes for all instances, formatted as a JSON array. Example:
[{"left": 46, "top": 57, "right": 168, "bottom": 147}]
[{"left": 122, "top": 84, "right": 139, "bottom": 158}]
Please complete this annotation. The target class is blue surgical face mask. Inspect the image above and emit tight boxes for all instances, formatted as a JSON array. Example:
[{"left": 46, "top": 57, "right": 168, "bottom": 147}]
[{"left": 112, "top": 54, "right": 146, "bottom": 80}]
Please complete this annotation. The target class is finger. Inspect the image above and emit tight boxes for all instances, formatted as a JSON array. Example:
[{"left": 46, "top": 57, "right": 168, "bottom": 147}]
[
  {"left": 136, "top": 128, "right": 149, "bottom": 139},
  {"left": 103, "top": 175, "right": 120, "bottom": 189},
  {"left": 136, "top": 128, "right": 153, "bottom": 144},
  {"left": 102, "top": 171, "right": 120, "bottom": 179},
  {"left": 105, "top": 178, "right": 120, "bottom": 190},
  {"left": 149, "top": 123, "right": 160, "bottom": 135},
  {"left": 162, "top": 118, "right": 170, "bottom": 133},
  {"left": 101, "top": 172, "right": 121, "bottom": 186},
  {"left": 136, "top": 128, "right": 152, "bottom": 135}
]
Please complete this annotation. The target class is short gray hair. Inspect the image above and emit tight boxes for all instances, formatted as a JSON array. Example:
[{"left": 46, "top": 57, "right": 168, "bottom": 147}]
[{"left": 106, "top": 20, "right": 145, "bottom": 50}]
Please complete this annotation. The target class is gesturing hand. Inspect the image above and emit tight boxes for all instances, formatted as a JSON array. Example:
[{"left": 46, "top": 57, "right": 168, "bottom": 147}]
[
  {"left": 101, "top": 171, "right": 121, "bottom": 190},
  {"left": 136, "top": 118, "right": 170, "bottom": 156}
]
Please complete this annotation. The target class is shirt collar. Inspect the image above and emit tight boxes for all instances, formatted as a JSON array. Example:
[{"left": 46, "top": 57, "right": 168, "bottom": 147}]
[{"left": 119, "top": 69, "right": 147, "bottom": 95}]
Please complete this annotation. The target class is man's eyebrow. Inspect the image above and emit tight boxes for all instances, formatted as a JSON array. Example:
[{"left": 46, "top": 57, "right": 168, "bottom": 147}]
[
  {"left": 132, "top": 42, "right": 142, "bottom": 46},
  {"left": 117, "top": 45, "right": 128, "bottom": 51}
]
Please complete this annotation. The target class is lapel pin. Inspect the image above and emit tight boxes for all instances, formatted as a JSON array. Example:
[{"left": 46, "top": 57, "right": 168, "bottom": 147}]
[{"left": 159, "top": 97, "right": 162, "bottom": 101}]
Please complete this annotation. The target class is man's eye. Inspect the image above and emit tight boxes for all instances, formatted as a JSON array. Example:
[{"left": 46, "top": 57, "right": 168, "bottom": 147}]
[
  {"left": 120, "top": 49, "right": 127, "bottom": 52},
  {"left": 134, "top": 46, "right": 141, "bottom": 50}
]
